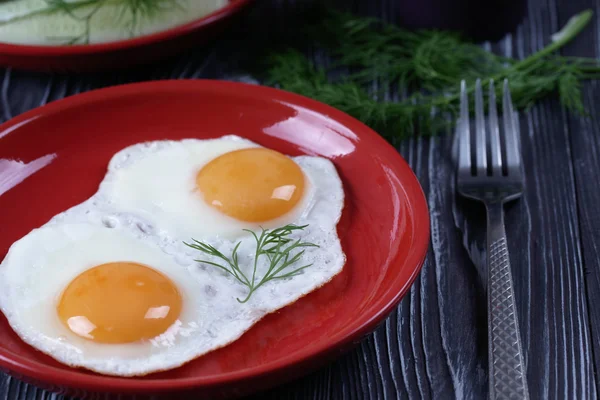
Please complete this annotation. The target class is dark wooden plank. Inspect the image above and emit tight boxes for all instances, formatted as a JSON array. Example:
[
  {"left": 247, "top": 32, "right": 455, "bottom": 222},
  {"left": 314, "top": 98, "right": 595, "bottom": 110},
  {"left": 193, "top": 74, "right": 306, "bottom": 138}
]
[
  {"left": 569, "top": 80, "right": 600, "bottom": 396},
  {"left": 557, "top": 0, "right": 600, "bottom": 391},
  {"left": 0, "top": 0, "right": 599, "bottom": 399}
]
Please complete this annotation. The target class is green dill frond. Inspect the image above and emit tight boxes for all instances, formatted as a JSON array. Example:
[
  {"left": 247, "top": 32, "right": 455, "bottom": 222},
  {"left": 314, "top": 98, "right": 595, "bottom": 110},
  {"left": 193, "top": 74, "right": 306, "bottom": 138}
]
[
  {"left": 185, "top": 224, "right": 319, "bottom": 303},
  {"left": 263, "top": 9, "right": 600, "bottom": 140}
]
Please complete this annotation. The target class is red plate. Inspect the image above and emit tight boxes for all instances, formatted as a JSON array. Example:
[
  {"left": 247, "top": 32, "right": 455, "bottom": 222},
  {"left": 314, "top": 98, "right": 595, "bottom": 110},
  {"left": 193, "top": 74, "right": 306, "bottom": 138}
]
[
  {"left": 0, "top": 80, "right": 429, "bottom": 399},
  {"left": 0, "top": 0, "right": 254, "bottom": 72}
]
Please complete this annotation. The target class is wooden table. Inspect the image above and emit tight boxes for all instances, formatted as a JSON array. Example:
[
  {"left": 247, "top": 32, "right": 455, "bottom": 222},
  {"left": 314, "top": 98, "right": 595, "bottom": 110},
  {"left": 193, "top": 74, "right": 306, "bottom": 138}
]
[{"left": 1, "top": 0, "right": 599, "bottom": 398}]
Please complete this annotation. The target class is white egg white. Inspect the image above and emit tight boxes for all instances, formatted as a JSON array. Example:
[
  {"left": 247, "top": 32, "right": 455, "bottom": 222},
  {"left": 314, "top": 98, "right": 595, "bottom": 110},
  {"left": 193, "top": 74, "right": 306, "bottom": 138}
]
[
  {"left": 95, "top": 135, "right": 317, "bottom": 241},
  {"left": 0, "top": 224, "right": 220, "bottom": 376},
  {"left": 0, "top": 136, "right": 346, "bottom": 376}
]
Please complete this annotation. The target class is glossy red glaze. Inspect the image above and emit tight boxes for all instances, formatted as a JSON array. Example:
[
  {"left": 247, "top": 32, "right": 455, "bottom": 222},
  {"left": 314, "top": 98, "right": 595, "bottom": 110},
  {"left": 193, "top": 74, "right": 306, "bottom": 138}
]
[
  {"left": 0, "top": 0, "right": 254, "bottom": 72},
  {"left": 0, "top": 80, "right": 430, "bottom": 399}
]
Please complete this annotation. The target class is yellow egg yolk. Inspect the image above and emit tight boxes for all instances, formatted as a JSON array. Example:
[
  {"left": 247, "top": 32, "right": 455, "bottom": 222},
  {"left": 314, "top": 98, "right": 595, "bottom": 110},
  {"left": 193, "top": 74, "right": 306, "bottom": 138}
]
[
  {"left": 196, "top": 148, "right": 305, "bottom": 222},
  {"left": 57, "top": 262, "right": 182, "bottom": 344}
]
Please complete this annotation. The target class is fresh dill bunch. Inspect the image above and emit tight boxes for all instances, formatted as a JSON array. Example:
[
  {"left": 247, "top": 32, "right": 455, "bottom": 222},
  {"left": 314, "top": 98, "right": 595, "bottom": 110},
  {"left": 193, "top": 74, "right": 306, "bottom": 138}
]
[
  {"left": 265, "top": 50, "right": 439, "bottom": 143},
  {"left": 264, "top": 9, "right": 600, "bottom": 140},
  {"left": 308, "top": 11, "right": 508, "bottom": 90},
  {"left": 184, "top": 224, "right": 319, "bottom": 303}
]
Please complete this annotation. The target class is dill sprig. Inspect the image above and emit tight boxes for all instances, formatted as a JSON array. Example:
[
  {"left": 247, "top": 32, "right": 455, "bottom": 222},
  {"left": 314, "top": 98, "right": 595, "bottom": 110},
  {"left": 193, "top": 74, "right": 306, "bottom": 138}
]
[
  {"left": 264, "top": 9, "right": 600, "bottom": 141},
  {"left": 184, "top": 224, "right": 319, "bottom": 303}
]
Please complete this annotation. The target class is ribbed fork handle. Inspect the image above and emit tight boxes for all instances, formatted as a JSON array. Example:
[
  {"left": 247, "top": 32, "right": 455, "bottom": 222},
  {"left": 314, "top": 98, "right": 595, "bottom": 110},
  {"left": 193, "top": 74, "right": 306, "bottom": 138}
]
[{"left": 486, "top": 203, "right": 529, "bottom": 400}]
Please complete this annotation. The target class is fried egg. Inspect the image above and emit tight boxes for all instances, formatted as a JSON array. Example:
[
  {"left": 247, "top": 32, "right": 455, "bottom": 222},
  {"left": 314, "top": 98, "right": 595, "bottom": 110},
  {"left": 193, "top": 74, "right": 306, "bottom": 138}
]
[
  {"left": 0, "top": 136, "right": 346, "bottom": 376},
  {"left": 87, "top": 135, "right": 320, "bottom": 240},
  {"left": 0, "top": 223, "right": 206, "bottom": 374}
]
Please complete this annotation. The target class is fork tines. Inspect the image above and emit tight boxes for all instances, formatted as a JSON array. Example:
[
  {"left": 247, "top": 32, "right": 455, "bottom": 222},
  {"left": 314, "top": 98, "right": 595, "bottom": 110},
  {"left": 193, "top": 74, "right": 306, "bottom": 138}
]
[{"left": 457, "top": 79, "right": 522, "bottom": 180}]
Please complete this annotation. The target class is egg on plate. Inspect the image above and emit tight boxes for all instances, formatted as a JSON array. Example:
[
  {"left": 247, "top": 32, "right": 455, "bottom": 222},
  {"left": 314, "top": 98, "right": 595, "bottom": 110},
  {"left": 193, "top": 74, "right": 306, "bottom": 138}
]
[
  {"left": 92, "top": 135, "right": 323, "bottom": 239},
  {"left": 0, "top": 135, "right": 346, "bottom": 376}
]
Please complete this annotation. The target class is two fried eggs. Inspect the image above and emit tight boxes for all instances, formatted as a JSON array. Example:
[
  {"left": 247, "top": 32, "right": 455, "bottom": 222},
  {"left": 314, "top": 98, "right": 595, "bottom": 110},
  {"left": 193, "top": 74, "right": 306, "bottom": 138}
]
[{"left": 0, "top": 135, "right": 345, "bottom": 376}]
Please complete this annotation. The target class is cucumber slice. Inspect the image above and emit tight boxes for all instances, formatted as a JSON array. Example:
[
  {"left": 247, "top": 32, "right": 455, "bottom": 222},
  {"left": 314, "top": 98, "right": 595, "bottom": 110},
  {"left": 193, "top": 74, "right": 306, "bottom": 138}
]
[{"left": 0, "top": 0, "right": 228, "bottom": 45}]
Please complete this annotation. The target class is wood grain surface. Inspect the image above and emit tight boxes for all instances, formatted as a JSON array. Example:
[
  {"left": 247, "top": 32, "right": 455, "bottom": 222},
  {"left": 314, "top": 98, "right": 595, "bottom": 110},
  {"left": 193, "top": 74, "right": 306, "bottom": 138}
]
[{"left": 1, "top": 0, "right": 599, "bottom": 399}]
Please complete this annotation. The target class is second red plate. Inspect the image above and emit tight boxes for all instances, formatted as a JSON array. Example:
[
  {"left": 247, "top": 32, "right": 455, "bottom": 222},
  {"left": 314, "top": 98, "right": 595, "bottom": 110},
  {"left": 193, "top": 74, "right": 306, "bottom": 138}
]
[{"left": 0, "top": 0, "right": 254, "bottom": 72}]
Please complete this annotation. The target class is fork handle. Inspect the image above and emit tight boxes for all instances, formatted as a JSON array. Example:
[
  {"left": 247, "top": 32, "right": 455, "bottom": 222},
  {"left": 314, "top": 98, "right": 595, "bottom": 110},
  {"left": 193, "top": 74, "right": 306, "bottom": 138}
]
[{"left": 486, "top": 203, "right": 529, "bottom": 400}]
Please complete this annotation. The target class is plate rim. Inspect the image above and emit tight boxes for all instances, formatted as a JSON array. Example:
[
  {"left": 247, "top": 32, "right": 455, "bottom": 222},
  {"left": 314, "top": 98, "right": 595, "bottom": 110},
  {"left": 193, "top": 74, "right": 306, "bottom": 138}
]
[
  {"left": 0, "top": 0, "right": 254, "bottom": 56},
  {"left": 0, "top": 79, "right": 430, "bottom": 393}
]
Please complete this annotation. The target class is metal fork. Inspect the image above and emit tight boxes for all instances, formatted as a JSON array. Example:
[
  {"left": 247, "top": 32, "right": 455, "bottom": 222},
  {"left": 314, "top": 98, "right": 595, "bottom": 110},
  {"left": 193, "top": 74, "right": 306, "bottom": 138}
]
[{"left": 456, "top": 79, "right": 529, "bottom": 400}]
